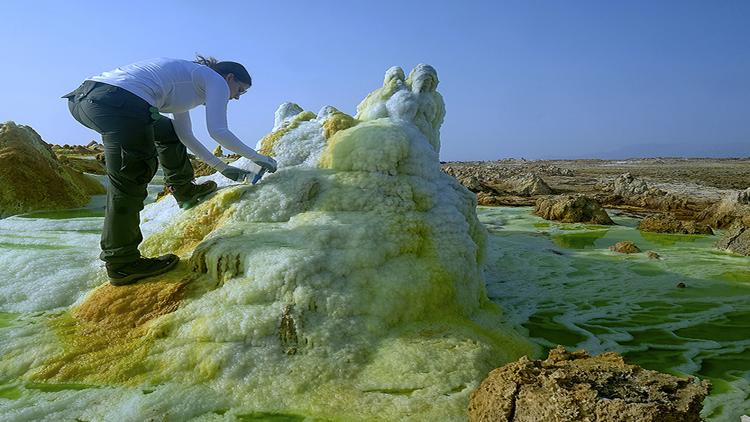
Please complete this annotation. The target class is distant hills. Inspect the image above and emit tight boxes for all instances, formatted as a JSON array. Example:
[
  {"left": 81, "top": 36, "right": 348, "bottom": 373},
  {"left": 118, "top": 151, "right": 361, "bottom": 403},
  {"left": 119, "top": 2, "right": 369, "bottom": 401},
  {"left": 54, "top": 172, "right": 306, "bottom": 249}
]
[
  {"left": 445, "top": 140, "right": 750, "bottom": 162},
  {"left": 588, "top": 141, "right": 750, "bottom": 160}
]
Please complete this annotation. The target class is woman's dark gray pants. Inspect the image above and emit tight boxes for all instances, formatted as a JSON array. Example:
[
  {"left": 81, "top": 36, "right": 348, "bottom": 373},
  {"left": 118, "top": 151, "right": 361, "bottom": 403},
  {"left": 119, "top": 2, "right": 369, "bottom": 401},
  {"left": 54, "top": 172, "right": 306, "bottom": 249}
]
[{"left": 65, "top": 81, "right": 194, "bottom": 264}]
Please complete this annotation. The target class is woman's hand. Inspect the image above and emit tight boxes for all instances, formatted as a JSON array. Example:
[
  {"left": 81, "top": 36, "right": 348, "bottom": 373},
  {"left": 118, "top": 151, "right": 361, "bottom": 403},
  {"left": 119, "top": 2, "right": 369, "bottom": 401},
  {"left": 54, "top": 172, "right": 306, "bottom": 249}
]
[
  {"left": 220, "top": 165, "right": 255, "bottom": 182},
  {"left": 254, "top": 155, "right": 278, "bottom": 173}
]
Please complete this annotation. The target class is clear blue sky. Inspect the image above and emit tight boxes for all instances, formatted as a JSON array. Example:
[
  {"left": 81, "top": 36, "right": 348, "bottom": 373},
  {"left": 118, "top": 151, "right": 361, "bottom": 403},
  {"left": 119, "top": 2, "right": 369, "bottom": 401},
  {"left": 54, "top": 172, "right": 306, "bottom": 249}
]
[{"left": 1, "top": 1, "right": 748, "bottom": 160}]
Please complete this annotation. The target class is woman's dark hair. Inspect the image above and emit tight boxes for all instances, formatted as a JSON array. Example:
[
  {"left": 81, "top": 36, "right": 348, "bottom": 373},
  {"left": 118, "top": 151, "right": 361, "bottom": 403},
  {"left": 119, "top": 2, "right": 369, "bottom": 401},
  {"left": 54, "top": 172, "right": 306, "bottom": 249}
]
[{"left": 194, "top": 54, "right": 252, "bottom": 86}]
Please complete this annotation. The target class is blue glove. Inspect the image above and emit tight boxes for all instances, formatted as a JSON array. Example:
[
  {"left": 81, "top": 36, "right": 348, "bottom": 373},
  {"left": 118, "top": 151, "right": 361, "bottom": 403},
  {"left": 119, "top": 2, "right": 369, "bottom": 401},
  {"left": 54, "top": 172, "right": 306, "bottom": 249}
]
[{"left": 254, "top": 155, "right": 278, "bottom": 173}]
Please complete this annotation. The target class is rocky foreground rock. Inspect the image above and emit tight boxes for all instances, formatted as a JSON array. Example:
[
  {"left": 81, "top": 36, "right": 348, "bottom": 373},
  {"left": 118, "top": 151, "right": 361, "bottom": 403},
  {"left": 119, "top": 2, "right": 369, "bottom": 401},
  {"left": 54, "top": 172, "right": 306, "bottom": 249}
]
[
  {"left": 716, "top": 222, "right": 750, "bottom": 256},
  {"left": 50, "top": 142, "right": 106, "bottom": 174},
  {"left": 442, "top": 162, "right": 738, "bottom": 223},
  {"left": 638, "top": 214, "right": 713, "bottom": 235},
  {"left": 697, "top": 188, "right": 750, "bottom": 229},
  {"left": 609, "top": 241, "right": 641, "bottom": 254},
  {"left": 57, "top": 155, "right": 106, "bottom": 175},
  {"left": 0, "top": 121, "right": 105, "bottom": 217},
  {"left": 442, "top": 164, "right": 554, "bottom": 206},
  {"left": 469, "top": 346, "right": 710, "bottom": 422},
  {"left": 534, "top": 195, "right": 614, "bottom": 225}
]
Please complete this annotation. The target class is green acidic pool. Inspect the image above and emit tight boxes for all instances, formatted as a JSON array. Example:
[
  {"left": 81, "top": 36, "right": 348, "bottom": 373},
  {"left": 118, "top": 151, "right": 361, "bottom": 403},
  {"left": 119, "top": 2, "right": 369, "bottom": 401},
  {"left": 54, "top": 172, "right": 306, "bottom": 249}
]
[
  {"left": 0, "top": 312, "right": 17, "bottom": 329},
  {"left": 236, "top": 412, "right": 332, "bottom": 422},
  {"left": 479, "top": 206, "right": 750, "bottom": 421},
  {"left": 17, "top": 209, "right": 105, "bottom": 220}
]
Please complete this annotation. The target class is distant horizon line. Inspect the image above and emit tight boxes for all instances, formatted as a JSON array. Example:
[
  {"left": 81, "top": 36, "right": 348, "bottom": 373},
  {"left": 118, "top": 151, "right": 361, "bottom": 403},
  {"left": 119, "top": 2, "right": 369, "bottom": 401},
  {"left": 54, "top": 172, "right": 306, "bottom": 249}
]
[
  {"left": 441, "top": 156, "right": 750, "bottom": 162},
  {"left": 51, "top": 142, "right": 750, "bottom": 162}
]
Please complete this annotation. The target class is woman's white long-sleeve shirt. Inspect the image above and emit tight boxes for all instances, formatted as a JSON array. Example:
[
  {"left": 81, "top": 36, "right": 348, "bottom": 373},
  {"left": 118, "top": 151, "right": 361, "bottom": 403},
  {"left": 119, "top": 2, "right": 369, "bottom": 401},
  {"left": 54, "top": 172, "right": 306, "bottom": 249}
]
[{"left": 88, "top": 57, "right": 261, "bottom": 171}]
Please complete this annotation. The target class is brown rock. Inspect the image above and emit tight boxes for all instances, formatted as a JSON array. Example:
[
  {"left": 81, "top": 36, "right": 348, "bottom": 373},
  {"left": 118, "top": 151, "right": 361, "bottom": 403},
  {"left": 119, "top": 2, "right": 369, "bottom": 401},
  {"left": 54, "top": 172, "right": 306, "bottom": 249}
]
[
  {"left": 509, "top": 173, "right": 552, "bottom": 196},
  {"left": 477, "top": 192, "right": 503, "bottom": 206},
  {"left": 609, "top": 241, "right": 641, "bottom": 254},
  {"left": 697, "top": 188, "right": 750, "bottom": 229},
  {"left": 85, "top": 140, "right": 103, "bottom": 151},
  {"left": 468, "top": 346, "right": 710, "bottom": 422},
  {"left": 190, "top": 159, "right": 217, "bottom": 177},
  {"left": 715, "top": 222, "right": 750, "bottom": 256},
  {"left": 486, "top": 173, "right": 553, "bottom": 197},
  {"left": 534, "top": 195, "right": 614, "bottom": 225},
  {"left": 612, "top": 172, "right": 651, "bottom": 196},
  {"left": 538, "top": 164, "right": 574, "bottom": 176},
  {"left": 739, "top": 188, "right": 750, "bottom": 205},
  {"left": 647, "top": 251, "right": 661, "bottom": 259},
  {"left": 0, "top": 121, "right": 105, "bottom": 217},
  {"left": 638, "top": 214, "right": 713, "bottom": 235},
  {"left": 604, "top": 173, "right": 688, "bottom": 212},
  {"left": 459, "top": 175, "right": 487, "bottom": 193},
  {"left": 53, "top": 144, "right": 94, "bottom": 155},
  {"left": 58, "top": 155, "right": 107, "bottom": 175},
  {"left": 442, "top": 162, "right": 514, "bottom": 189}
]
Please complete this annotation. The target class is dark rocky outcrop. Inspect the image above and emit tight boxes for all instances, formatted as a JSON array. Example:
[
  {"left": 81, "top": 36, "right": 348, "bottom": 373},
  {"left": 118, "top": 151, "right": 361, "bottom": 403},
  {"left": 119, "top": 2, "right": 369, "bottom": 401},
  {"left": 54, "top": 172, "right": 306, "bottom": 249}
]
[
  {"left": 469, "top": 346, "right": 710, "bottom": 422},
  {"left": 52, "top": 144, "right": 98, "bottom": 155},
  {"left": 697, "top": 188, "right": 750, "bottom": 230},
  {"left": 443, "top": 165, "right": 553, "bottom": 198},
  {"left": 458, "top": 175, "right": 487, "bottom": 193},
  {"left": 638, "top": 214, "right": 713, "bottom": 235},
  {"left": 509, "top": 173, "right": 553, "bottom": 196},
  {"left": 534, "top": 195, "right": 614, "bottom": 225},
  {"left": 488, "top": 173, "right": 553, "bottom": 197},
  {"left": 477, "top": 192, "right": 503, "bottom": 206},
  {"left": 600, "top": 173, "right": 688, "bottom": 212},
  {"left": 609, "top": 241, "right": 641, "bottom": 253},
  {"left": 716, "top": 222, "right": 750, "bottom": 256},
  {"left": 440, "top": 161, "right": 743, "bottom": 224},
  {"left": 444, "top": 163, "right": 554, "bottom": 207},
  {"left": 51, "top": 140, "right": 106, "bottom": 174},
  {"left": 191, "top": 159, "right": 216, "bottom": 177},
  {"left": 0, "top": 121, "right": 105, "bottom": 218},
  {"left": 57, "top": 155, "right": 107, "bottom": 175}
]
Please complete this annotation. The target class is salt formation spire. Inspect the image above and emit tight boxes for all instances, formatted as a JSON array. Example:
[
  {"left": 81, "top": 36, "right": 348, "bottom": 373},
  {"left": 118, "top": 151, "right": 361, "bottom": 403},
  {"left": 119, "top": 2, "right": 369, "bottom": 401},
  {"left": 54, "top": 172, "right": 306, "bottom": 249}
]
[
  {"left": 355, "top": 64, "right": 445, "bottom": 153},
  {"left": 0, "top": 65, "right": 533, "bottom": 421}
]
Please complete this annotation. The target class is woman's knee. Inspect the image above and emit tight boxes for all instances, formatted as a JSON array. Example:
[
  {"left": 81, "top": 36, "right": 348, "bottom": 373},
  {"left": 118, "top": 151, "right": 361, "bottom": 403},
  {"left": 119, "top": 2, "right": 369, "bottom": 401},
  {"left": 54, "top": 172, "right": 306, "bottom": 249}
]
[
  {"left": 117, "top": 152, "right": 158, "bottom": 186},
  {"left": 153, "top": 118, "right": 181, "bottom": 145}
]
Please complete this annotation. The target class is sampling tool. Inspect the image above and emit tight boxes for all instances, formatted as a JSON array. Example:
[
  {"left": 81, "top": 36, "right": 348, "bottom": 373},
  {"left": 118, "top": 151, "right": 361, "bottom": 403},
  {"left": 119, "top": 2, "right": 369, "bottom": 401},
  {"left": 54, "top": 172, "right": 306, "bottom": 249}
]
[{"left": 249, "top": 168, "right": 266, "bottom": 185}]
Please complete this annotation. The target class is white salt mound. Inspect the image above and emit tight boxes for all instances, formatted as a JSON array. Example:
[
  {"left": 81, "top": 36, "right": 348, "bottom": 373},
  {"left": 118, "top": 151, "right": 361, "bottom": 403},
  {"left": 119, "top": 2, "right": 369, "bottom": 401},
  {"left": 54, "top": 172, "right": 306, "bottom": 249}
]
[{"left": 0, "top": 64, "right": 535, "bottom": 421}]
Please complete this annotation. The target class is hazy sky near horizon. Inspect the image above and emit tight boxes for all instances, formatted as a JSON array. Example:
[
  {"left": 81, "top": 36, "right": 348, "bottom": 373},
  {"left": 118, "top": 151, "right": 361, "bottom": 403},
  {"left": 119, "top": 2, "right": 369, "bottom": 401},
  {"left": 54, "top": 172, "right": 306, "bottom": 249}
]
[{"left": 1, "top": 1, "right": 748, "bottom": 161}]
